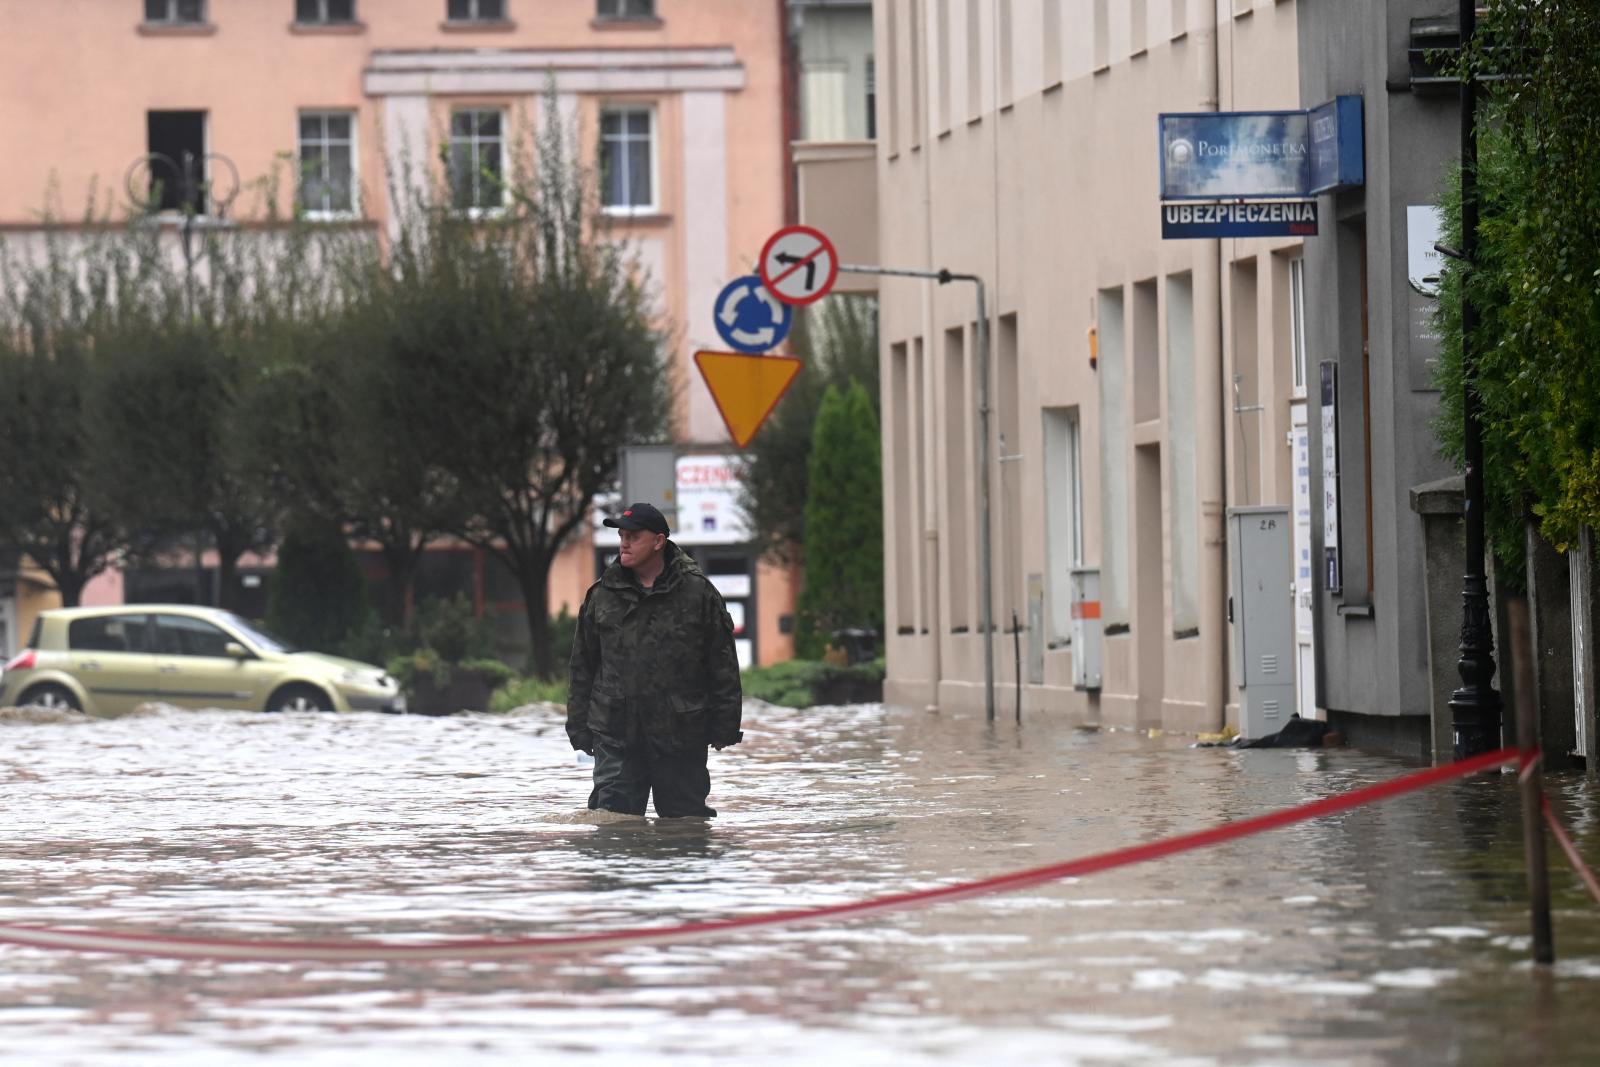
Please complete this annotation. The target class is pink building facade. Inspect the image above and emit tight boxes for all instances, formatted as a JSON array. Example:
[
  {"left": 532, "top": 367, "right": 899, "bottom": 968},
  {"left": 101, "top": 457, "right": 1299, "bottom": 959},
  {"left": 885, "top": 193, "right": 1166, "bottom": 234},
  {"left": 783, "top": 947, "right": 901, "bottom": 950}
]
[{"left": 0, "top": 0, "right": 796, "bottom": 665}]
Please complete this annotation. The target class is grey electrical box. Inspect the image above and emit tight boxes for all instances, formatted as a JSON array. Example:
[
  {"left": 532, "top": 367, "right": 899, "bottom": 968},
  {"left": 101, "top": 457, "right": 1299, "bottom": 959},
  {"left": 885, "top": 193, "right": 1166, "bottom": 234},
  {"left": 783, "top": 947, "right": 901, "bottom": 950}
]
[
  {"left": 1228, "top": 506, "right": 1295, "bottom": 739},
  {"left": 619, "top": 445, "right": 678, "bottom": 531}
]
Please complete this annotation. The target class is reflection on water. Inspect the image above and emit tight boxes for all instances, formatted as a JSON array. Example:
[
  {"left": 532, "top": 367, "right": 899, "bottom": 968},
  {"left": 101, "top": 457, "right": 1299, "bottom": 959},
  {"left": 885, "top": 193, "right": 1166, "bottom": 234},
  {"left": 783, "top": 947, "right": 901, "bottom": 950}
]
[{"left": 1, "top": 700, "right": 1597, "bottom": 1065}]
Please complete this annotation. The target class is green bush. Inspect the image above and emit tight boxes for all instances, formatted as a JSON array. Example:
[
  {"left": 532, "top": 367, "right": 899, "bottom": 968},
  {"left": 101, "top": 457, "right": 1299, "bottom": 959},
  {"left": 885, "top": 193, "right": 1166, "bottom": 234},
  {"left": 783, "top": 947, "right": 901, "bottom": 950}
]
[
  {"left": 414, "top": 593, "right": 495, "bottom": 663},
  {"left": 794, "top": 381, "right": 884, "bottom": 658},
  {"left": 741, "top": 657, "right": 885, "bottom": 708},
  {"left": 542, "top": 604, "right": 578, "bottom": 679},
  {"left": 266, "top": 514, "right": 372, "bottom": 654},
  {"left": 490, "top": 674, "right": 569, "bottom": 711}
]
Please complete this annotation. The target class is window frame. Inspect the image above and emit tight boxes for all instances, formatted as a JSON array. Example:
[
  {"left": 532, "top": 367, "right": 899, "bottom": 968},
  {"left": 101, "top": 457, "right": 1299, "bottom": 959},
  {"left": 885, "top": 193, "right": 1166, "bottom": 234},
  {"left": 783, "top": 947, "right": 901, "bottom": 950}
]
[
  {"left": 295, "top": 0, "right": 357, "bottom": 25},
  {"left": 297, "top": 109, "right": 360, "bottom": 219},
  {"left": 1289, "top": 256, "right": 1308, "bottom": 399},
  {"left": 445, "top": 0, "right": 507, "bottom": 23},
  {"left": 67, "top": 613, "right": 155, "bottom": 655},
  {"left": 595, "top": 0, "right": 656, "bottom": 21},
  {"left": 144, "top": 0, "right": 207, "bottom": 25},
  {"left": 598, "top": 104, "right": 658, "bottom": 216},
  {"left": 153, "top": 614, "right": 236, "bottom": 659},
  {"left": 447, "top": 106, "right": 509, "bottom": 216}
]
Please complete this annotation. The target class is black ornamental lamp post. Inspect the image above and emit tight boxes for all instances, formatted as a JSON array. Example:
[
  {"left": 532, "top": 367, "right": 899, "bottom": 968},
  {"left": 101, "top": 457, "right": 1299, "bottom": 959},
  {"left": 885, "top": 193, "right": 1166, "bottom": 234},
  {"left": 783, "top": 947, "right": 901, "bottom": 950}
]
[
  {"left": 124, "top": 148, "right": 240, "bottom": 316},
  {"left": 1448, "top": 0, "right": 1502, "bottom": 759},
  {"left": 122, "top": 148, "right": 240, "bottom": 606}
]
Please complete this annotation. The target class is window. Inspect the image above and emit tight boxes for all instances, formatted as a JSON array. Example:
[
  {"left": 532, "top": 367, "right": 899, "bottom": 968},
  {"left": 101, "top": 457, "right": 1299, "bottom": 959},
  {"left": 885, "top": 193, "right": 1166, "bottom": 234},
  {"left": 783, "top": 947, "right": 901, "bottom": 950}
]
[
  {"left": 1167, "top": 272, "right": 1199, "bottom": 636},
  {"left": 448, "top": 108, "right": 505, "bottom": 212},
  {"left": 298, "top": 111, "right": 356, "bottom": 216},
  {"left": 600, "top": 107, "right": 654, "bottom": 213},
  {"left": 1043, "top": 408, "right": 1084, "bottom": 647},
  {"left": 1290, "top": 257, "right": 1308, "bottom": 397},
  {"left": 145, "top": 0, "right": 205, "bottom": 24},
  {"left": 803, "top": 62, "right": 849, "bottom": 141},
  {"left": 596, "top": 0, "right": 654, "bottom": 18},
  {"left": 155, "top": 615, "right": 233, "bottom": 658},
  {"left": 146, "top": 110, "right": 207, "bottom": 213},
  {"left": 68, "top": 615, "right": 153, "bottom": 654},
  {"left": 296, "top": 0, "right": 355, "bottom": 23},
  {"left": 447, "top": 0, "right": 504, "bottom": 21}
]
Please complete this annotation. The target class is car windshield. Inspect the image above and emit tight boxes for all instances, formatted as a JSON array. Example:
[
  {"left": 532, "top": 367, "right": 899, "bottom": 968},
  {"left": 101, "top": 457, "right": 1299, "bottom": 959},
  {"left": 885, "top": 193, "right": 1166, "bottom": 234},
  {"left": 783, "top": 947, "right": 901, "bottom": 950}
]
[{"left": 222, "top": 613, "right": 296, "bottom": 654}]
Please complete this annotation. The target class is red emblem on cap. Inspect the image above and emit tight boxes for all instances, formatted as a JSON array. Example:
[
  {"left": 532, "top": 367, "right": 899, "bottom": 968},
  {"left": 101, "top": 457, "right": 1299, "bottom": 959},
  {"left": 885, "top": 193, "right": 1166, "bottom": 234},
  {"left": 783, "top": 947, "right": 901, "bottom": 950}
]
[{"left": 623, "top": 510, "right": 633, "bottom": 516}]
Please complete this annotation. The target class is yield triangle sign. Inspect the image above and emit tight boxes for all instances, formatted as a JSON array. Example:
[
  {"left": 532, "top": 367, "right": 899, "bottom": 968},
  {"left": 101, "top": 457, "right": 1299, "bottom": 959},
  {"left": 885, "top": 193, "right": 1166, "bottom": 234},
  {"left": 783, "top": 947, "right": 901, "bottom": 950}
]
[{"left": 694, "top": 350, "right": 803, "bottom": 448}]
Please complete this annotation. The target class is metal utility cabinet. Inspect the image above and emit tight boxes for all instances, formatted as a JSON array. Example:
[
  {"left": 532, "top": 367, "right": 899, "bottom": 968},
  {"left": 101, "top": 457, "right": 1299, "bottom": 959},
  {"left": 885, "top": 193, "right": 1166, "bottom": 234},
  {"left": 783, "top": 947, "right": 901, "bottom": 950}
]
[
  {"left": 1228, "top": 506, "right": 1295, "bottom": 739},
  {"left": 1069, "top": 568, "right": 1102, "bottom": 690}
]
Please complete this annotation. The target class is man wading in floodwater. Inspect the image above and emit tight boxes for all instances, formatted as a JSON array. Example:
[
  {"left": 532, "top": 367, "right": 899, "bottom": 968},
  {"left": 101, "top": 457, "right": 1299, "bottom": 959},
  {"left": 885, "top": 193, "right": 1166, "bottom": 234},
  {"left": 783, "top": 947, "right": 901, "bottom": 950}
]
[{"left": 567, "top": 503, "right": 743, "bottom": 817}]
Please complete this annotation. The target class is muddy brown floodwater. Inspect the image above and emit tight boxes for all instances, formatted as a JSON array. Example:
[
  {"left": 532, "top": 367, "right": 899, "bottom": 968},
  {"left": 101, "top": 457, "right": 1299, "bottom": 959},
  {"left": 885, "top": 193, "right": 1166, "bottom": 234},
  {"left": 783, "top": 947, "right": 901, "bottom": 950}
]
[{"left": 1, "top": 700, "right": 1597, "bottom": 1065}]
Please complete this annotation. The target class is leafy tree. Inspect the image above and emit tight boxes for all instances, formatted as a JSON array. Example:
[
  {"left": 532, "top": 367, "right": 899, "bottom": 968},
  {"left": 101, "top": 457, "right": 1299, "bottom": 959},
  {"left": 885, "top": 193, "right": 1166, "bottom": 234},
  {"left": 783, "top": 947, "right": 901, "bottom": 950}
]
[
  {"left": 313, "top": 230, "right": 465, "bottom": 629},
  {"left": 1435, "top": 1, "right": 1600, "bottom": 570},
  {"left": 265, "top": 512, "right": 370, "bottom": 653},
  {"left": 0, "top": 225, "right": 163, "bottom": 605},
  {"left": 386, "top": 95, "right": 671, "bottom": 677},
  {"left": 739, "top": 293, "right": 879, "bottom": 563},
  {"left": 794, "top": 381, "right": 884, "bottom": 658}
]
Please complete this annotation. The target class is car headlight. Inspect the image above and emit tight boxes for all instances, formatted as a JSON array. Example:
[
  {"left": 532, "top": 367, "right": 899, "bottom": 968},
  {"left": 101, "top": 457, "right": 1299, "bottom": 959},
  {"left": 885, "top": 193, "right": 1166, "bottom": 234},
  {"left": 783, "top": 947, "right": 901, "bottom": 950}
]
[{"left": 340, "top": 669, "right": 385, "bottom": 687}]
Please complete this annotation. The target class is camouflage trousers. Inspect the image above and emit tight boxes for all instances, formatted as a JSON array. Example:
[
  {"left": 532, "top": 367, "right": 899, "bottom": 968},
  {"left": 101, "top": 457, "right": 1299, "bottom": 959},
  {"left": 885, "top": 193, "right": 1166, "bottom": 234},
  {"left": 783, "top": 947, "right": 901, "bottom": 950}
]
[{"left": 588, "top": 738, "right": 716, "bottom": 818}]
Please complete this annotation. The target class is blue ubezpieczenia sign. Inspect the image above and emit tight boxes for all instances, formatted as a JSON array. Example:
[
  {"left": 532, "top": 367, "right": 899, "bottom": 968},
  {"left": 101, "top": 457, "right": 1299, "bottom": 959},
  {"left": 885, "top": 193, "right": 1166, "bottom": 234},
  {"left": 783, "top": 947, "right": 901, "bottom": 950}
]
[
  {"left": 1160, "top": 111, "right": 1310, "bottom": 200},
  {"left": 1161, "top": 201, "right": 1319, "bottom": 240}
]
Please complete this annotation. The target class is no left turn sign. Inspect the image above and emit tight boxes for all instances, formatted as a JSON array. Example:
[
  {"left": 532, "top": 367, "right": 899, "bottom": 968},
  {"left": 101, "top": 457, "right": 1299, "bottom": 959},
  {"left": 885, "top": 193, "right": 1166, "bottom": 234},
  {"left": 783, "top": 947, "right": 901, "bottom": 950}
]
[{"left": 759, "top": 224, "right": 839, "bottom": 306}]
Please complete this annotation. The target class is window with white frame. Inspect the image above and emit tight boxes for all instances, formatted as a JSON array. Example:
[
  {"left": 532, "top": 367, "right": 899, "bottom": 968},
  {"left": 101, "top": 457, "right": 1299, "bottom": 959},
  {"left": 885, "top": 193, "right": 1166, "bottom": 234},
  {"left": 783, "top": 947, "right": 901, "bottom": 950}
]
[
  {"left": 446, "top": 0, "right": 505, "bottom": 22},
  {"left": 298, "top": 111, "right": 356, "bottom": 216},
  {"left": 296, "top": 0, "right": 355, "bottom": 24},
  {"left": 1043, "top": 407, "right": 1084, "bottom": 648},
  {"left": 1290, "top": 257, "right": 1308, "bottom": 397},
  {"left": 596, "top": 0, "right": 654, "bottom": 19},
  {"left": 144, "top": 0, "right": 205, "bottom": 24},
  {"left": 600, "top": 107, "right": 655, "bottom": 213},
  {"left": 448, "top": 108, "right": 506, "bottom": 212}
]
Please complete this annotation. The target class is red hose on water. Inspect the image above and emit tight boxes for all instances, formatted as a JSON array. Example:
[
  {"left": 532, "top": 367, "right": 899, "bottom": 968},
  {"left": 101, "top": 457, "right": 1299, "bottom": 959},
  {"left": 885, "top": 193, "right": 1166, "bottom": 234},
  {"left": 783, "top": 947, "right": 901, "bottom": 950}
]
[{"left": 0, "top": 746, "right": 1521, "bottom": 962}]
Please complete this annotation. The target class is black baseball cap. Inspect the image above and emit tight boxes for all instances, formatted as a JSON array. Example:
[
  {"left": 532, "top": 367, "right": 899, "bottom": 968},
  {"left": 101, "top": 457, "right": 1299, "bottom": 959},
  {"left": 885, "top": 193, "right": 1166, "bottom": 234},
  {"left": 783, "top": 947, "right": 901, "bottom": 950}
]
[{"left": 603, "top": 502, "right": 670, "bottom": 535}]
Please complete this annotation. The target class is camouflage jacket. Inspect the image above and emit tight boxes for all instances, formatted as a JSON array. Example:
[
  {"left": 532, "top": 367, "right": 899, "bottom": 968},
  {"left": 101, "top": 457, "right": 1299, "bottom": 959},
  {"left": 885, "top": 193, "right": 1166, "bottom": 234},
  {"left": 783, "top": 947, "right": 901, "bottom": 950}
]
[{"left": 566, "top": 542, "right": 743, "bottom": 754}]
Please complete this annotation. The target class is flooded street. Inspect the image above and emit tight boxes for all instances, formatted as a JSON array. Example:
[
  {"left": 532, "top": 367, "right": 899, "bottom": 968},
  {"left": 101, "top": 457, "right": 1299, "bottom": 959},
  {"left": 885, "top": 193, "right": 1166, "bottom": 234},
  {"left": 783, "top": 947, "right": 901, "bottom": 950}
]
[{"left": 2, "top": 701, "right": 1598, "bottom": 1066}]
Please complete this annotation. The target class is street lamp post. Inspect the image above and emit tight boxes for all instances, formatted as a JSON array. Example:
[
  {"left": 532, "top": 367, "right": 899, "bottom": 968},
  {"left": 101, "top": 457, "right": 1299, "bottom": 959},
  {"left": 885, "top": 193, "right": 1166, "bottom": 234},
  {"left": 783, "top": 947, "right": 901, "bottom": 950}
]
[
  {"left": 125, "top": 150, "right": 241, "bottom": 316},
  {"left": 123, "top": 149, "right": 240, "bottom": 605},
  {"left": 1448, "top": 0, "right": 1503, "bottom": 759}
]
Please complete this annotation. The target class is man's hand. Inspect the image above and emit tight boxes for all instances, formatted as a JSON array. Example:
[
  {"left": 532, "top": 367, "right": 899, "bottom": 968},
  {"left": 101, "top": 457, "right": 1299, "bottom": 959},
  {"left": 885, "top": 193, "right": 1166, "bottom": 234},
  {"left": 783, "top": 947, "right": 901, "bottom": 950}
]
[
  {"left": 572, "top": 731, "right": 595, "bottom": 756},
  {"left": 710, "top": 729, "right": 744, "bottom": 751}
]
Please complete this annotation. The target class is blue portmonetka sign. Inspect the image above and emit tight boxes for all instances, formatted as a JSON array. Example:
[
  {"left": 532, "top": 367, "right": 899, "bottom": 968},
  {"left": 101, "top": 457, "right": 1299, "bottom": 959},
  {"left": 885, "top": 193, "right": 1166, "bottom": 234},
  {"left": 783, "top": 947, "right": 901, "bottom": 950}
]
[
  {"left": 1161, "top": 200, "right": 1319, "bottom": 240},
  {"left": 1160, "top": 97, "right": 1364, "bottom": 202},
  {"left": 1160, "top": 110, "right": 1310, "bottom": 200}
]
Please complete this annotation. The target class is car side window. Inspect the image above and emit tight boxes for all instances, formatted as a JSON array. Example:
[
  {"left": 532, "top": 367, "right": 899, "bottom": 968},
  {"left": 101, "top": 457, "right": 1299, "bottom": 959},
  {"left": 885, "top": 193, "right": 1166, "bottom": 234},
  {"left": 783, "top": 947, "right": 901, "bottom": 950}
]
[
  {"left": 155, "top": 616, "right": 234, "bottom": 658},
  {"left": 68, "top": 615, "right": 153, "bottom": 653}
]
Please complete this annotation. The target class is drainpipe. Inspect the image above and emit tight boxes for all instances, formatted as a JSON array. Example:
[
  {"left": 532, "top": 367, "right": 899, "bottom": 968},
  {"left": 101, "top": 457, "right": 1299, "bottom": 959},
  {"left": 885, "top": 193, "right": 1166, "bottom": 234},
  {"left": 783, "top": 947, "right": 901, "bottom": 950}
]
[
  {"left": 1196, "top": 0, "right": 1229, "bottom": 729},
  {"left": 919, "top": 4, "right": 942, "bottom": 710}
]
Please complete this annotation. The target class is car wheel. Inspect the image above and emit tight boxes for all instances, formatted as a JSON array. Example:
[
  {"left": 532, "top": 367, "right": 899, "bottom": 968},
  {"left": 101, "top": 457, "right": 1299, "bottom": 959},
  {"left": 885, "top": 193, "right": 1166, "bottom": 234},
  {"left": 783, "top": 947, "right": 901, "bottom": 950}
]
[
  {"left": 20, "top": 684, "right": 81, "bottom": 712},
  {"left": 267, "top": 685, "right": 334, "bottom": 713}
]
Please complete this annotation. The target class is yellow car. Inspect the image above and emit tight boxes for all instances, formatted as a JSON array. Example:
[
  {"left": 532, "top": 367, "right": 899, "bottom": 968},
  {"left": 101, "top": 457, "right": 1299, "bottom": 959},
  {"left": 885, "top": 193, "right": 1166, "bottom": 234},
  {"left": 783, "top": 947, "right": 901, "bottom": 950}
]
[{"left": 0, "top": 604, "right": 404, "bottom": 715}]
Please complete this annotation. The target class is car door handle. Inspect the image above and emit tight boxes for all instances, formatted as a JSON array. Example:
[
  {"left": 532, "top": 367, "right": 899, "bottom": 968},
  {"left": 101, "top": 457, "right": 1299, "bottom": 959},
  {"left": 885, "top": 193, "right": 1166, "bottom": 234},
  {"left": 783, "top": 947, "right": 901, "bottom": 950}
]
[
  {"left": 159, "top": 665, "right": 181, "bottom": 674},
  {"left": 79, "top": 660, "right": 102, "bottom": 670}
]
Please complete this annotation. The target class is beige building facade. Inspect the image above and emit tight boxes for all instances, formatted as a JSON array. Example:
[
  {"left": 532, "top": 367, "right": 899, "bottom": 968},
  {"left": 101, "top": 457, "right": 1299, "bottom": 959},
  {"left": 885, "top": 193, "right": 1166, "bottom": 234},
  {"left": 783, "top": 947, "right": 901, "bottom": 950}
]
[
  {"left": 0, "top": 0, "right": 797, "bottom": 665},
  {"left": 874, "top": 0, "right": 1311, "bottom": 731}
]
